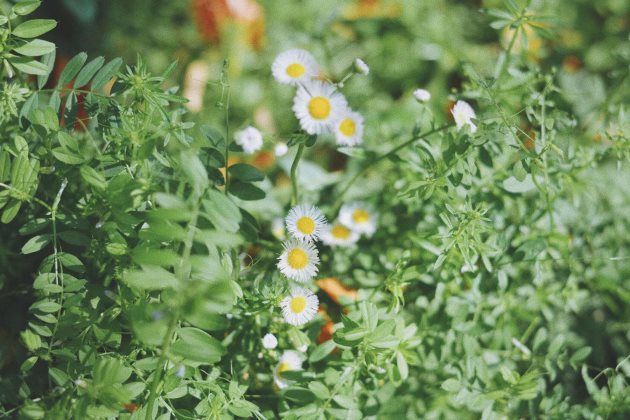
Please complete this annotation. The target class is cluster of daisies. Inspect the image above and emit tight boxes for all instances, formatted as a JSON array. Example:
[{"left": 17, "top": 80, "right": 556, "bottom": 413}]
[
  {"left": 275, "top": 202, "right": 377, "bottom": 326},
  {"left": 263, "top": 202, "right": 377, "bottom": 388},
  {"left": 272, "top": 49, "right": 367, "bottom": 147}
]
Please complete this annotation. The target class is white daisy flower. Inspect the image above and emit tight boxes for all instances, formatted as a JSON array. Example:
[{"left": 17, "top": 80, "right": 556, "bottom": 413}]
[
  {"left": 413, "top": 88, "right": 431, "bottom": 103},
  {"left": 273, "top": 350, "right": 302, "bottom": 389},
  {"left": 272, "top": 49, "right": 319, "bottom": 85},
  {"left": 339, "top": 202, "right": 378, "bottom": 236},
  {"left": 271, "top": 217, "right": 286, "bottom": 240},
  {"left": 334, "top": 109, "right": 364, "bottom": 147},
  {"left": 451, "top": 100, "right": 477, "bottom": 133},
  {"left": 292, "top": 81, "right": 348, "bottom": 135},
  {"left": 235, "top": 126, "right": 263, "bottom": 154},
  {"left": 277, "top": 238, "right": 319, "bottom": 282},
  {"left": 262, "top": 333, "right": 278, "bottom": 349},
  {"left": 321, "top": 222, "right": 360, "bottom": 247},
  {"left": 354, "top": 58, "right": 369, "bottom": 75},
  {"left": 285, "top": 204, "right": 327, "bottom": 241},
  {"left": 274, "top": 142, "right": 289, "bottom": 157},
  {"left": 281, "top": 287, "right": 319, "bottom": 326}
]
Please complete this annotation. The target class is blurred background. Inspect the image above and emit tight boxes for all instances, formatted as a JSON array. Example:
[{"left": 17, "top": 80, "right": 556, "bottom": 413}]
[{"left": 30, "top": 0, "right": 630, "bottom": 135}]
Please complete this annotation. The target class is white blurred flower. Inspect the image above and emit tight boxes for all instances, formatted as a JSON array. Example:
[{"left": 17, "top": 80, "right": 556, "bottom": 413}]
[
  {"left": 274, "top": 142, "right": 288, "bottom": 157},
  {"left": 413, "top": 88, "right": 431, "bottom": 103},
  {"left": 334, "top": 109, "right": 364, "bottom": 147},
  {"left": 451, "top": 100, "right": 477, "bottom": 133},
  {"left": 354, "top": 58, "right": 369, "bottom": 75},
  {"left": 271, "top": 217, "right": 286, "bottom": 240},
  {"left": 321, "top": 222, "right": 360, "bottom": 247},
  {"left": 274, "top": 350, "right": 302, "bottom": 389},
  {"left": 339, "top": 202, "right": 378, "bottom": 236},
  {"left": 262, "top": 333, "right": 278, "bottom": 349},
  {"left": 235, "top": 126, "right": 263, "bottom": 154}
]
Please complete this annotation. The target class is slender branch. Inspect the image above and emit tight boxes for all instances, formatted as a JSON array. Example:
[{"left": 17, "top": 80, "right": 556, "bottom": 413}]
[
  {"left": 144, "top": 311, "right": 179, "bottom": 420},
  {"left": 497, "top": 25, "right": 520, "bottom": 84},
  {"left": 221, "top": 60, "right": 231, "bottom": 194},
  {"left": 331, "top": 124, "right": 452, "bottom": 213},
  {"left": 0, "top": 182, "right": 52, "bottom": 211},
  {"left": 290, "top": 143, "right": 306, "bottom": 206}
]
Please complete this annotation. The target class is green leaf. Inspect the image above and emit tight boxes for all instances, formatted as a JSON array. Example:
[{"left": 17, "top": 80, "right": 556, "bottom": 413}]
[
  {"left": 21, "top": 329, "right": 42, "bottom": 351},
  {"left": 57, "top": 52, "right": 87, "bottom": 87},
  {"left": 52, "top": 148, "right": 84, "bottom": 165},
  {"left": 228, "top": 163, "right": 264, "bottom": 182},
  {"left": 49, "top": 367, "right": 70, "bottom": 386},
  {"left": 309, "top": 340, "right": 336, "bottom": 363},
  {"left": 171, "top": 327, "right": 224, "bottom": 364},
  {"left": 180, "top": 151, "right": 208, "bottom": 193},
  {"left": 228, "top": 180, "right": 265, "bottom": 201},
  {"left": 21, "top": 235, "right": 51, "bottom": 254},
  {"left": 441, "top": 378, "right": 461, "bottom": 392},
  {"left": 203, "top": 190, "right": 241, "bottom": 232},
  {"left": 37, "top": 50, "right": 56, "bottom": 89},
  {"left": 13, "top": 39, "right": 55, "bottom": 56},
  {"left": 570, "top": 346, "right": 592, "bottom": 368},
  {"left": 1, "top": 200, "right": 22, "bottom": 224},
  {"left": 12, "top": 19, "right": 57, "bottom": 38},
  {"left": 502, "top": 175, "right": 536, "bottom": 193},
  {"left": 80, "top": 165, "right": 107, "bottom": 190},
  {"left": 74, "top": 56, "right": 105, "bottom": 89},
  {"left": 91, "top": 57, "right": 123, "bottom": 91},
  {"left": 122, "top": 266, "right": 179, "bottom": 291},
  {"left": 11, "top": 57, "right": 49, "bottom": 75},
  {"left": 93, "top": 357, "right": 132, "bottom": 385},
  {"left": 30, "top": 300, "right": 61, "bottom": 313},
  {"left": 308, "top": 381, "right": 330, "bottom": 400},
  {"left": 12, "top": 1, "right": 42, "bottom": 16}
]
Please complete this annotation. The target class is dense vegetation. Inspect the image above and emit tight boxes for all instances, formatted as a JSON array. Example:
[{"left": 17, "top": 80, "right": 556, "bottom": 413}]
[{"left": 1, "top": 0, "right": 629, "bottom": 418}]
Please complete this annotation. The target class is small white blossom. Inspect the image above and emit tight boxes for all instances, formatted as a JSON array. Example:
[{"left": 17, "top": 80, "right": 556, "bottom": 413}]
[
  {"left": 354, "top": 58, "right": 369, "bottom": 75},
  {"left": 451, "top": 100, "right": 477, "bottom": 133},
  {"left": 235, "top": 126, "right": 263, "bottom": 154},
  {"left": 262, "top": 333, "right": 278, "bottom": 349},
  {"left": 413, "top": 88, "right": 431, "bottom": 103},
  {"left": 274, "top": 142, "right": 288, "bottom": 157}
]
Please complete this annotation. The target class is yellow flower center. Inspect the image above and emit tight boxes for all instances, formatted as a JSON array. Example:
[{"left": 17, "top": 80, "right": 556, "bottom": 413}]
[
  {"left": 296, "top": 216, "right": 315, "bottom": 234},
  {"left": 286, "top": 63, "right": 305, "bottom": 78},
  {"left": 339, "top": 118, "right": 356, "bottom": 136},
  {"left": 290, "top": 296, "right": 307, "bottom": 314},
  {"left": 277, "top": 362, "right": 291, "bottom": 374},
  {"left": 352, "top": 209, "right": 370, "bottom": 224},
  {"left": 331, "top": 225, "right": 351, "bottom": 239},
  {"left": 308, "top": 96, "right": 331, "bottom": 120},
  {"left": 287, "top": 248, "right": 308, "bottom": 269}
]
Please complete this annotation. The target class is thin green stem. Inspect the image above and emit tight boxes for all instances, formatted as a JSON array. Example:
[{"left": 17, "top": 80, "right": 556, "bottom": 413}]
[
  {"left": 497, "top": 25, "right": 520, "bottom": 84},
  {"left": 144, "top": 311, "right": 179, "bottom": 420},
  {"left": 221, "top": 60, "right": 231, "bottom": 194},
  {"left": 290, "top": 143, "right": 305, "bottom": 206},
  {"left": 331, "top": 124, "right": 452, "bottom": 213},
  {"left": 0, "top": 182, "right": 52, "bottom": 211}
]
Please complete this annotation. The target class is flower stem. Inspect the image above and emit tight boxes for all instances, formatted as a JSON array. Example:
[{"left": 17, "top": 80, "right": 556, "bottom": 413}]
[
  {"left": 290, "top": 143, "right": 306, "bottom": 206},
  {"left": 331, "top": 124, "right": 452, "bottom": 213},
  {"left": 144, "top": 311, "right": 179, "bottom": 420}
]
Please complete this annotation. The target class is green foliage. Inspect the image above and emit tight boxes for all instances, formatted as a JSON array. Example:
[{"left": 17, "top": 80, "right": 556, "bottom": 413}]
[{"left": 1, "top": 0, "right": 630, "bottom": 419}]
